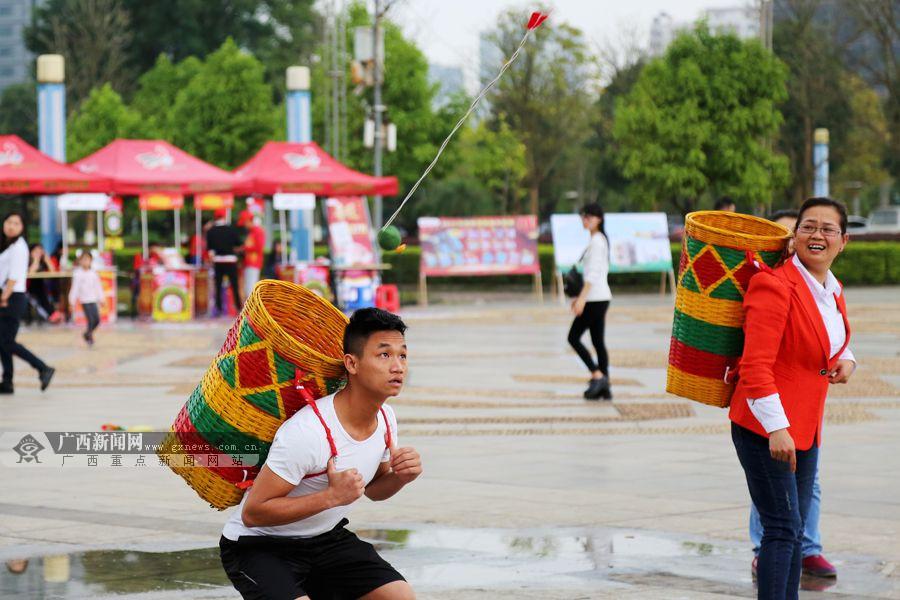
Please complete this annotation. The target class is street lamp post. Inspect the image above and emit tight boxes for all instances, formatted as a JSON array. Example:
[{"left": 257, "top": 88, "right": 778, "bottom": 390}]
[{"left": 373, "top": 0, "right": 384, "bottom": 230}]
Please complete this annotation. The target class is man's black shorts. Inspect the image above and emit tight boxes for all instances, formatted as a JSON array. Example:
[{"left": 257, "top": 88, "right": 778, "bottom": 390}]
[{"left": 219, "top": 519, "right": 405, "bottom": 599}]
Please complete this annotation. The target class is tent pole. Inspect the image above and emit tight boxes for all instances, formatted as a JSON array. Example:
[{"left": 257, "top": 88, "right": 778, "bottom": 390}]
[
  {"left": 195, "top": 206, "right": 201, "bottom": 266},
  {"left": 279, "top": 210, "right": 288, "bottom": 266},
  {"left": 141, "top": 209, "right": 149, "bottom": 260},
  {"left": 61, "top": 210, "right": 68, "bottom": 268},
  {"left": 96, "top": 209, "right": 104, "bottom": 258},
  {"left": 174, "top": 208, "right": 181, "bottom": 253}
]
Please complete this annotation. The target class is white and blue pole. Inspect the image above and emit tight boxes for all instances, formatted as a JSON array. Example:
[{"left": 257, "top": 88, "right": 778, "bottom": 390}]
[
  {"left": 286, "top": 66, "right": 313, "bottom": 262},
  {"left": 813, "top": 128, "right": 829, "bottom": 198},
  {"left": 37, "top": 54, "right": 66, "bottom": 253}
]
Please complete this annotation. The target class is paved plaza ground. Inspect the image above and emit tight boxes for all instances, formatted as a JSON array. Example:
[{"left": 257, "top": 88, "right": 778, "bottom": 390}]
[{"left": 0, "top": 287, "right": 898, "bottom": 599}]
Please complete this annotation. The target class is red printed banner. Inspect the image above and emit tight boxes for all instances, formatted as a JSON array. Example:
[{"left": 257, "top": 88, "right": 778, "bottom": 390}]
[
  {"left": 418, "top": 215, "right": 540, "bottom": 277},
  {"left": 325, "top": 197, "right": 376, "bottom": 267}
]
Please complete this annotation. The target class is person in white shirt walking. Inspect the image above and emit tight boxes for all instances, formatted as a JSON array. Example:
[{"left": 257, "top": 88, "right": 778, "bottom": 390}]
[
  {"left": 0, "top": 213, "right": 55, "bottom": 394},
  {"left": 568, "top": 203, "right": 613, "bottom": 400},
  {"left": 68, "top": 251, "right": 105, "bottom": 346},
  {"left": 220, "top": 308, "right": 421, "bottom": 600}
]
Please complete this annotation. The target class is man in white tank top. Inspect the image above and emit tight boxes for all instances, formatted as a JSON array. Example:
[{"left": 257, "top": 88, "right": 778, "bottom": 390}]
[{"left": 220, "top": 308, "right": 422, "bottom": 600}]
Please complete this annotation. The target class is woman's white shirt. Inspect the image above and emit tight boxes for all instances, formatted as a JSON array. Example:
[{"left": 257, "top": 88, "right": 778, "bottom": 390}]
[
  {"left": 582, "top": 232, "right": 612, "bottom": 302},
  {"left": 0, "top": 238, "right": 30, "bottom": 292}
]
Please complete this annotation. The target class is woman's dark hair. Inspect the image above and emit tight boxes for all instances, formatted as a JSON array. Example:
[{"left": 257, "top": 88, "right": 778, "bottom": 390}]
[
  {"left": 343, "top": 307, "right": 407, "bottom": 356},
  {"left": 580, "top": 202, "right": 609, "bottom": 251},
  {"left": 797, "top": 197, "right": 848, "bottom": 234},
  {"left": 768, "top": 208, "right": 799, "bottom": 223},
  {"left": 0, "top": 212, "right": 26, "bottom": 252},
  {"left": 714, "top": 196, "right": 736, "bottom": 211}
]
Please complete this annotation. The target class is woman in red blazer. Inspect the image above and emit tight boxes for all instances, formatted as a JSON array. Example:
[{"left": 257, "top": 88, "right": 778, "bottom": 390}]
[{"left": 730, "top": 198, "right": 855, "bottom": 600}]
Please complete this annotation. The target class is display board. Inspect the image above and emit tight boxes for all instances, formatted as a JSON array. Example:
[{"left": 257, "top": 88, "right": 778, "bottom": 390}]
[
  {"left": 550, "top": 212, "right": 672, "bottom": 274},
  {"left": 418, "top": 215, "right": 540, "bottom": 277}
]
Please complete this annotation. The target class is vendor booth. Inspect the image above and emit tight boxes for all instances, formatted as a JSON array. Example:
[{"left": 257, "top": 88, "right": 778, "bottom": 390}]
[
  {"left": 0, "top": 135, "right": 112, "bottom": 322},
  {"left": 73, "top": 140, "right": 237, "bottom": 321},
  {"left": 232, "top": 142, "right": 398, "bottom": 311},
  {"left": 57, "top": 193, "right": 118, "bottom": 324}
]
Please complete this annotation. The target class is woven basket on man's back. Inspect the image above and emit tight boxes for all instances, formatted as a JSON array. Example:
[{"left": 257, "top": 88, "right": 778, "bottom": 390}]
[
  {"left": 667, "top": 211, "right": 791, "bottom": 408},
  {"left": 158, "top": 279, "right": 349, "bottom": 509}
]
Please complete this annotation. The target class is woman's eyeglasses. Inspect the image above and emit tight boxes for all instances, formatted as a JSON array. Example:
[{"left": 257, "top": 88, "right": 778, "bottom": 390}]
[{"left": 797, "top": 224, "right": 842, "bottom": 238}]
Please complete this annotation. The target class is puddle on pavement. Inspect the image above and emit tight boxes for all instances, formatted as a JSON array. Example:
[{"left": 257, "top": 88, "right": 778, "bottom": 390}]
[{"left": 1, "top": 528, "right": 895, "bottom": 598}]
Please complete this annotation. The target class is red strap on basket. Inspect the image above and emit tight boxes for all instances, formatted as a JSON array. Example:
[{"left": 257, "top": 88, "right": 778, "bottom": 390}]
[
  {"left": 380, "top": 406, "right": 393, "bottom": 449},
  {"left": 745, "top": 250, "right": 773, "bottom": 274}
]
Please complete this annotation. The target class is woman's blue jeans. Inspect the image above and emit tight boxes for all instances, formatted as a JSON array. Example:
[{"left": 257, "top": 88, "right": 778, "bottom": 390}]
[{"left": 732, "top": 422, "right": 818, "bottom": 600}]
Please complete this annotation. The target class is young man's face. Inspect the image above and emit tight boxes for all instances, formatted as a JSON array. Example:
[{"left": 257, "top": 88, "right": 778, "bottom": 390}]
[{"left": 346, "top": 330, "right": 407, "bottom": 398}]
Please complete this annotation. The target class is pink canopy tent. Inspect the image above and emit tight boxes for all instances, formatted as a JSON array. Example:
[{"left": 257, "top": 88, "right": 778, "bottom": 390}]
[
  {"left": 232, "top": 142, "right": 398, "bottom": 196},
  {"left": 0, "top": 135, "right": 110, "bottom": 194},
  {"left": 72, "top": 139, "right": 236, "bottom": 194}
]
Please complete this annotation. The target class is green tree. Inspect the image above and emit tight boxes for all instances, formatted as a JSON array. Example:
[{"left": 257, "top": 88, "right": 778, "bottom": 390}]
[
  {"left": 311, "top": 3, "right": 455, "bottom": 224},
  {"left": 485, "top": 8, "right": 594, "bottom": 218},
  {"left": 586, "top": 60, "right": 645, "bottom": 211},
  {"left": 463, "top": 118, "right": 527, "bottom": 213},
  {"left": 831, "top": 74, "right": 891, "bottom": 211},
  {"left": 404, "top": 113, "right": 527, "bottom": 230},
  {"left": 844, "top": 1, "right": 899, "bottom": 183},
  {"left": 0, "top": 83, "right": 38, "bottom": 145},
  {"left": 25, "top": 0, "right": 134, "bottom": 108},
  {"left": 131, "top": 55, "right": 203, "bottom": 138},
  {"left": 772, "top": 2, "right": 854, "bottom": 205},
  {"left": 122, "top": 0, "right": 318, "bottom": 87},
  {"left": 169, "top": 39, "right": 277, "bottom": 169},
  {"left": 614, "top": 25, "right": 790, "bottom": 214},
  {"left": 67, "top": 84, "right": 144, "bottom": 161}
]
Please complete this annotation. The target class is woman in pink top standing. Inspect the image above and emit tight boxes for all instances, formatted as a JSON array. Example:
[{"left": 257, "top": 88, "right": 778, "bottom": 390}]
[{"left": 68, "top": 252, "right": 105, "bottom": 346}]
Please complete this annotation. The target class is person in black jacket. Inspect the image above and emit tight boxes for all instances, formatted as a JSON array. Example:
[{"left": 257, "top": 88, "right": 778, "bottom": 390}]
[{"left": 206, "top": 209, "right": 245, "bottom": 315}]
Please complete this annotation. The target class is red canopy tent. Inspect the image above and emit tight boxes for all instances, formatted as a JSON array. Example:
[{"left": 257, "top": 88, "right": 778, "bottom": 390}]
[
  {"left": 0, "top": 135, "right": 110, "bottom": 194},
  {"left": 72, "top": 139, "right": 236, "bottom": 194},
  {"left": 232, "top": 142, "right": 398, "bottom": 196},
  {"left": 73, "top": 140, "right": 238, "bottom": 260}
]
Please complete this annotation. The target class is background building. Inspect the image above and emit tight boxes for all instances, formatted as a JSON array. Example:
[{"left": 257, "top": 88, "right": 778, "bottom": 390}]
[{"left": 0, "top": 0, "right": 36, "bottom": 94}]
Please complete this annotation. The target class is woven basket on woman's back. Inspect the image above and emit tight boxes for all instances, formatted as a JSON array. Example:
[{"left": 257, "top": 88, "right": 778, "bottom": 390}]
[
  {"left": 158, "top": 279, "right": 349, "bottom": 509},
  {"left": 667, "top": 211, "right": 791, "bottom": 407}
]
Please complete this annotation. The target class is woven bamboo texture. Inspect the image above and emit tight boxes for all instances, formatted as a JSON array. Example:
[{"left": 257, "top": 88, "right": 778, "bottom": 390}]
[
  {"left": 159, "top": 279, "right": 349, "bottom": 509},
  {"left": 667, "top": 211, "right": 790, "bottom": 407}
]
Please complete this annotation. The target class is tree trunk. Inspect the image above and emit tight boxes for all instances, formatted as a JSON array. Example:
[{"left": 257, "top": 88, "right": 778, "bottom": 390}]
[{"left": 529, "top": 184, "right": 539, "bottom": 218}]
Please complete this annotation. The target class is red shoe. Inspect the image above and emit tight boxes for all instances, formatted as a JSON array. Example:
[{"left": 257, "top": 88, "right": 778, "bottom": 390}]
[
  {"left": 802, "top": 554, "right": 837, "bottom": 578},
  {"left": 751, "top": 556, "right": 758, "bottom": 579}
]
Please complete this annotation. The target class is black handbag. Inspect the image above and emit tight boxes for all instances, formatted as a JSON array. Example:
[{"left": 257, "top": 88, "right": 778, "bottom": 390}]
[{"left": 563, "top": 265, "right": 584, "bottom": 297}]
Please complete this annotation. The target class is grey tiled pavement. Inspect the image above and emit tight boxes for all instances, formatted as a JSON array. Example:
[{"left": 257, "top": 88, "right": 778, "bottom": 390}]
[{"left": 1, "top": 287, "right": 898, "bottom": 598}]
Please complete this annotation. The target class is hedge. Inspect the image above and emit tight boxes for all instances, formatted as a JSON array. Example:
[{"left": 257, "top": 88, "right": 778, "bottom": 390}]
[{"left": 110, "top": 241, "right": 900, "bottom": 288}]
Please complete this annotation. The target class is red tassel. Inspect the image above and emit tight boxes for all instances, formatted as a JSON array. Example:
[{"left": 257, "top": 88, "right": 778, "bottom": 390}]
[{"left": 527, "top": 12, "right": 549, "bottom": 30}]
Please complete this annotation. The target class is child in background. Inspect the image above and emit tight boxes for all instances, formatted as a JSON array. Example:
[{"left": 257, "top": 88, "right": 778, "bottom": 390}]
[{"left": 68, "top": 252, "right": 104, "bottom": 346}]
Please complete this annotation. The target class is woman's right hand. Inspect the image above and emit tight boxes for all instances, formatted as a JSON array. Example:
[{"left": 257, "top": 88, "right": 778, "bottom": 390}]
[{"left": 769, "top": 428, "right": 796, "bottom": 472}]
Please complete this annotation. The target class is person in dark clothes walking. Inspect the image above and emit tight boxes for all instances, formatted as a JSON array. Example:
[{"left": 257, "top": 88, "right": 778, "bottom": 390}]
[
  {"left": 0, "top": 212, "right": 55, "bottom": 394},
  {"left": 206, "top": 208, "right": 244, "bottom": 316}
]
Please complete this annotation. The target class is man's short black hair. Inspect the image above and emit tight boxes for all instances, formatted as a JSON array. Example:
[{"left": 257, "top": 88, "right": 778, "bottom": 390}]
[
  {"left": 343, "top": 308, "right": 407, "bottom": 356},
  {"left": 797, "top": 197, "right": 848, "bottom": 234},
  {"left": 768, "top": 208, "right": 799, "bottom": 223},
  {"left": 714, "top": 196, "right": 736, "bottom": 211}
]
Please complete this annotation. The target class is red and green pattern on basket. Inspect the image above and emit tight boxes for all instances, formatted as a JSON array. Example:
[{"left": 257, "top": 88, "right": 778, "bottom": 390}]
[
  {"left": 668, "top": 236, "right": 783, "bottom": 406},
  {"left": 169, "top": 315, "right": 345, "bottom": 487}
]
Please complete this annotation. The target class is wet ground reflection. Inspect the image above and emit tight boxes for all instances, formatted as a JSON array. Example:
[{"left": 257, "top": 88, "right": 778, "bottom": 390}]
[{"left": 0, "top": 527, "right": 894, "bottom": 598}]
